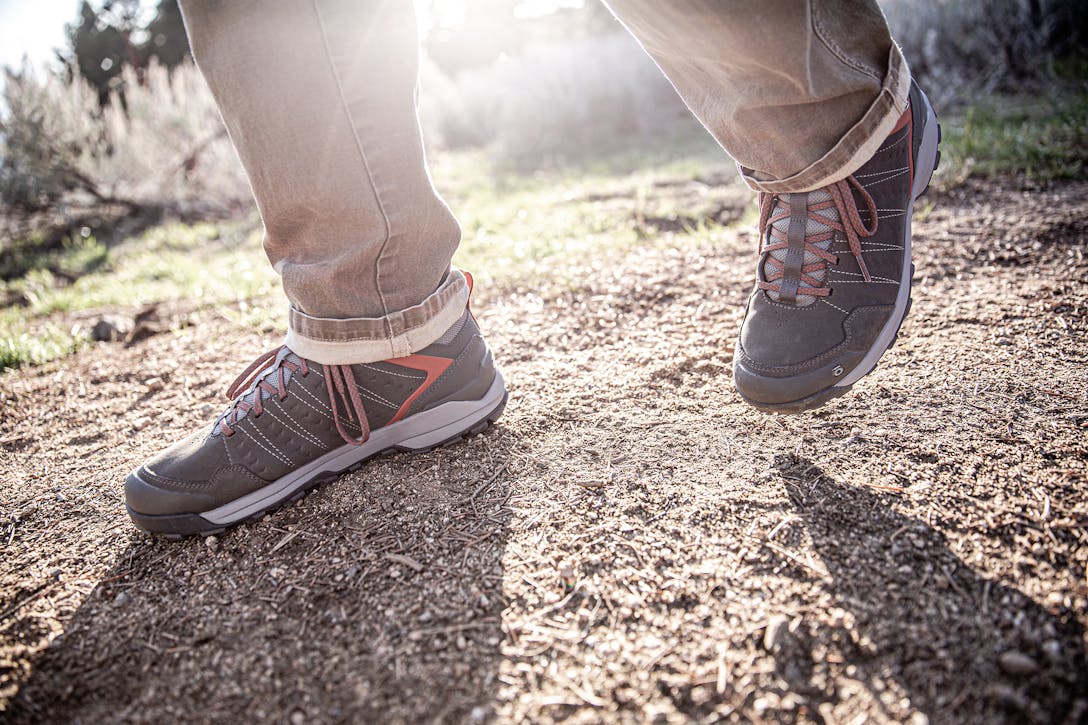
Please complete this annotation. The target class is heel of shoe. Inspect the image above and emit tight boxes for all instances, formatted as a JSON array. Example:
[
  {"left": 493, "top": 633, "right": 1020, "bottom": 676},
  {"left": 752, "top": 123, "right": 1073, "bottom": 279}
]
[
  {"left": 396, "top": 372, "right": 507, "bottom": 451},
  {"left": 911, "top": 87, "right": 941, "bottom": 202}
]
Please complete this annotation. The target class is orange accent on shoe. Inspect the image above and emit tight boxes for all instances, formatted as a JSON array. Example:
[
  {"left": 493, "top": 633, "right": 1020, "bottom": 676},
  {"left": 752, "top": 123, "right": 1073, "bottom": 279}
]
[
  {"left": 889, "top": 104, "right": 911, "bottom": 135},
  {"left": 386, "top": 354, "right": 454, "bottom": 424},
  {"left": 463, "top": 270, "right": 478, "bottom": 323}
]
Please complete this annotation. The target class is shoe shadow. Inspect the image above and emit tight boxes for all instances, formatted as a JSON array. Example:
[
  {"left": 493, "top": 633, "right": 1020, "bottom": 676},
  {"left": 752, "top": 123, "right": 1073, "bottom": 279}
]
[
  {"left": 770, "top": 454, "right": 1087, "bottom": 724},
  {"left": 7, "top": 428, "right": 516, "bottom": 723}
]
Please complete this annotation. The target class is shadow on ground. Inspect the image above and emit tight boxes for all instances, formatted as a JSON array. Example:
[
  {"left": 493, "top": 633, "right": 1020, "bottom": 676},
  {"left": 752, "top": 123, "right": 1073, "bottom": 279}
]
[
  {"left": 772, "top": 454, "right": 1087, "bottom": 724},
  {"left": 7, "top": 427, "right": 516, "bottom": 722}
]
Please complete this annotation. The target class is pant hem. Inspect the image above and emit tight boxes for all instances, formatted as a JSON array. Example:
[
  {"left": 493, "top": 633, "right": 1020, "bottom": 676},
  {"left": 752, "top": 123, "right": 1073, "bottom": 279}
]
[
  {"left": 741, "top": 45, "right": 911, "bottom": 194},
  {"left": 284, "top": 268, "right": 469, "bottom": 364}
]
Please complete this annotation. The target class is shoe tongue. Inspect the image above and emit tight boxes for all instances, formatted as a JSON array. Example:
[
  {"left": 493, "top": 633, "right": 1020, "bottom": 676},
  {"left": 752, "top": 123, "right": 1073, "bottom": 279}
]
[{"left": 765, "top": 189, "right": 839, "bottom": 306}]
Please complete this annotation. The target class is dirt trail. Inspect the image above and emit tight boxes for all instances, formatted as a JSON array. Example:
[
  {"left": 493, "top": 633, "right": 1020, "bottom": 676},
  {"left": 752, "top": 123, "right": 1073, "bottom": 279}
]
[{"left": 1, "top": 179, "right": 1086, "bottom": 723}]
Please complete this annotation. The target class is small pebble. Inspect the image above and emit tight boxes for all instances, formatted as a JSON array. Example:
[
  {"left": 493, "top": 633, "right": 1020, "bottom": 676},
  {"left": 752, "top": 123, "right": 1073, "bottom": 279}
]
[
  {"left": 998, "top": 650, "right": 1038, "bottom": 676},
  {"left": 144, "top": 376, "right": 165, "bottom": 392},
  {"left": 113, "top": 591, "right": 131, "bottom": 607},
  {"left": 205, "top": 535, "right": 219, "bottom": 550}
]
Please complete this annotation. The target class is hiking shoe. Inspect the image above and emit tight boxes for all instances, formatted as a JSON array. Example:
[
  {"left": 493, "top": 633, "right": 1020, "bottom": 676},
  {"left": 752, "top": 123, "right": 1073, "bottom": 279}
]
[
  {"left": 733, "top": 80, "right": 940, "bottom": 412},
  {"left": 125, "top": 296, "right": 507, "bottom": 537}
]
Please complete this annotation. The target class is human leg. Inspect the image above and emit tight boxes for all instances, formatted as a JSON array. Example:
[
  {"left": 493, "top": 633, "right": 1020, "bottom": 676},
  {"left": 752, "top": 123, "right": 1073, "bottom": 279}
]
[
  {"left": 126, "top": 0, "right": 506, "bottom": 535},
  {"left": 181, "top": 0, "right": 465, "bottom": 363},
  {"left": 605, "top": 0, "right": 939, "bottom": 411}
]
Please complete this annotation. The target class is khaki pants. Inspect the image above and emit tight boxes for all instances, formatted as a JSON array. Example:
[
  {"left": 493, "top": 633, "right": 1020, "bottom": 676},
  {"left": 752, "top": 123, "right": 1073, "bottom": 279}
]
[{"left": 179, "top": 0, "right": 910, "bottom": 365}]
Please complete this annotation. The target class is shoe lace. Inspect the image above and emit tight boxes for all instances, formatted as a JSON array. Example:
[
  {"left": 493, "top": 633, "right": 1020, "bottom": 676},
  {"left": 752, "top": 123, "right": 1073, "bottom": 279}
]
[
  {"left": 217, "top": 346, "right": 371, "bottom": 446},
  {"left": 756, "top": 175, "right": 879, "bottom": 298}
]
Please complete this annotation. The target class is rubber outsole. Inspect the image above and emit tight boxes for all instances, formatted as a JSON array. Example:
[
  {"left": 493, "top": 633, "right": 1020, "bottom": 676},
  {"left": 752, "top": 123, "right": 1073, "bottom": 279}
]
[
  {"left": 127, "top": 392, "right": 508, "bottom": 539},
  {"left": 738, "top": 109, "right": 941, "bottom": 415}
]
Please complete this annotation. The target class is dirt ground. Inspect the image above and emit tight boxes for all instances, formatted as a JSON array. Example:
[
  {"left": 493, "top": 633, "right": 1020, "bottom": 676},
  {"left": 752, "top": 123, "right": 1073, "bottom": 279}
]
[{"left": 1, "top": 176, "right": 1086, "bottom": 723}]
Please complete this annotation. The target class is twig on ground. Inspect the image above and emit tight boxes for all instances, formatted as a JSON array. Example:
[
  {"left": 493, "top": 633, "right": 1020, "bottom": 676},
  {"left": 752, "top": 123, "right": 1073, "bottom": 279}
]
[
  {"left": 385, "top": 553, "right": 424, "bottom": 572},
  {"left": 269, "top": 530, "right": 300, "bottom": 553}
]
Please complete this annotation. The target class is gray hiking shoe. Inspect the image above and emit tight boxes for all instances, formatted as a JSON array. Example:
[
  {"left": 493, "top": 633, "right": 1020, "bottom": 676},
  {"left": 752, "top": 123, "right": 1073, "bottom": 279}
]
[
  {"left": 733, "top": 80, "right": 940, "bottom": 412},
  {"left": 126, "top": 300, "right": 506, "bottom": 537}
]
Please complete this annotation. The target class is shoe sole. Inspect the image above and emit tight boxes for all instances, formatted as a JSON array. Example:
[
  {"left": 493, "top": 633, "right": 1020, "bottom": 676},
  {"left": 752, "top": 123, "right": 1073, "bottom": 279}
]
[
  {"left": 739, "top": 88, "right": 941, "bottom": 414},
  {"left": 126, "top": 372, "right": 508, "bottom": 538}
]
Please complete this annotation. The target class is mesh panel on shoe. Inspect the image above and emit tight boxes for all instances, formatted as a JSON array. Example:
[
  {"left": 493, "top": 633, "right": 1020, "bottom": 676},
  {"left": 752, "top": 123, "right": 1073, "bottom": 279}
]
[
  {"left": 765, "top": 189, "right": 838, "bottom": 306},
  {"left": 433, "top": 311, "right": 468, "bottom": 347}
]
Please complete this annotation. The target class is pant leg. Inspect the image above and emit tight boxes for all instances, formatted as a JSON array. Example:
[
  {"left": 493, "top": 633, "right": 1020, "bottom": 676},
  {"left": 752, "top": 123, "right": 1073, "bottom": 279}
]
[
  {"left": 603, "top": 0, "right": 911, "bottom": 193},
  {"left": 179, "top": 0, "right": 466, "bottom": 364}
]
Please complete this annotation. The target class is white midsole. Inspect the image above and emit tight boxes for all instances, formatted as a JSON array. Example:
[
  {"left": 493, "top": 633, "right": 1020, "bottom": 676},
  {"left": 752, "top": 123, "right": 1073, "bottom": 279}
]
[
  {"left": 835, "top": 89, "right": 938, "bottom": 388},
  {"left": 177, "top": 371, "right": 508, "bottom": 525}
]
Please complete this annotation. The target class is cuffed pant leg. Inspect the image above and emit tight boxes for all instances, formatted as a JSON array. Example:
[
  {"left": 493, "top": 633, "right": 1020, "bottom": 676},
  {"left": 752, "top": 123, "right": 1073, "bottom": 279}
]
[
  {"left": 179, "top": 0, "right": 462, "bottom": 363},
  {"left": 604, "top": 0, "right": 911, "bottom": 193}
]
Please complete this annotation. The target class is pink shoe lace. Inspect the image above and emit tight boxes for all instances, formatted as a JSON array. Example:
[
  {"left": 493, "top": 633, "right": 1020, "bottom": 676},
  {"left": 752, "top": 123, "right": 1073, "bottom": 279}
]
[
  {"left": 757, "top": 175, "right": 879, "bottom": 298},
  {"left": 218, "top": 346, "right": 371, "bottom": 446}
]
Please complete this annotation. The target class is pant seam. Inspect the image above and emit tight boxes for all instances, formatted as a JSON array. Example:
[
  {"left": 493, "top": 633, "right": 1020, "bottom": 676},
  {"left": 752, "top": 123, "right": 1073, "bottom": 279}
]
[
  {"left": 309, "top": 0, "right": 395, "bottom": 327},
  {"left": 810, "top": 0, "right": 884, "bottom": 83}
]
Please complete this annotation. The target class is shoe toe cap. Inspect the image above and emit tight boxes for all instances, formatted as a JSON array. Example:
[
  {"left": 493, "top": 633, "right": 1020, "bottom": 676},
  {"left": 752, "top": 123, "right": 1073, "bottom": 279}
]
[
  {"left": 733, "top": 349, "right": 864, "bottom": 409},
  {"left": 125, "top": 466, "right": 218, "bottom": 516}
]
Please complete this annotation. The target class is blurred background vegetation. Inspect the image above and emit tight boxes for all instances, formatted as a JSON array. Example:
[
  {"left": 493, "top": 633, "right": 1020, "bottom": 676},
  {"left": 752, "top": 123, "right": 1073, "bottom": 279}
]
[{"left": 0, "top": 0, "right": 1086, "bottom": 370}]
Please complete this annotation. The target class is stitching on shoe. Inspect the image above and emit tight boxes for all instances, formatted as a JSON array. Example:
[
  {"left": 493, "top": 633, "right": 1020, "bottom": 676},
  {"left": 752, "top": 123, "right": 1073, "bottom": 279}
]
[
  {"left": 263, "top": 404, "right": 325, "bottom": 449},
  {"left": 761, "top": 294, "right": 823, "bottom": 311},
  {"left": 738, "top": 304, "right": 893, "bottom": 374},
  {"left": 821, "top": 298, "right": 849, "bottom": 315},
  {"left": 359, "top": 363, "right": 423, "bottom": 380},
  {"left": 140, "top": 464, "right": 264, "bottom": 491},
  {"left": 236, "top": 421, "right": 293, "bottom": 467},
  {"left": 220, "top": 431, "right": 236, "bottom": 466},
  {"left": 874, "top": 129, "right": 909, "bottom": 155},
  {"left": 407, "top": 335, "right": 483, "bottom": 415},
  {"left": 854, "top": 167, "right": 909, "bottom": 185},
  {"left": 302, "top": 370, "right": 369, "bottom": 431},
  {"left": 357, "top": 387, "right": 399, "bottom": 410}
]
